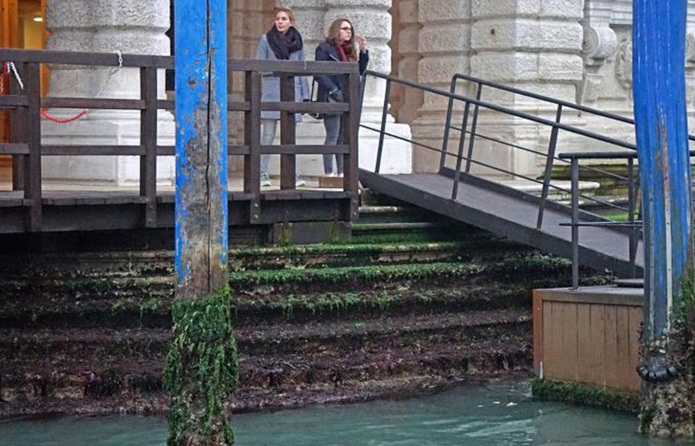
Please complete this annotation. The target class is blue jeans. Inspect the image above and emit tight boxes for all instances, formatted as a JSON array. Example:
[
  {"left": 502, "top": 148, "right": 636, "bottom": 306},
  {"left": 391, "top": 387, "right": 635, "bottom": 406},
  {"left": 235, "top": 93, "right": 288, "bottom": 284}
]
[
  {"left": 322, "top": 115, "right": 344, "bottom": 175},
  {"left": 260, "top": 119, "right": 277, "bottom": 175}
]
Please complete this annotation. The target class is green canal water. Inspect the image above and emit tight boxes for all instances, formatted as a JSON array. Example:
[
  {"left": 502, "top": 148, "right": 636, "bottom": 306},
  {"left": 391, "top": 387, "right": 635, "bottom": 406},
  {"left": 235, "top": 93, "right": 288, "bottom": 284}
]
[{"left": 1, "top": 380, "right": 692, "bottom": 446}]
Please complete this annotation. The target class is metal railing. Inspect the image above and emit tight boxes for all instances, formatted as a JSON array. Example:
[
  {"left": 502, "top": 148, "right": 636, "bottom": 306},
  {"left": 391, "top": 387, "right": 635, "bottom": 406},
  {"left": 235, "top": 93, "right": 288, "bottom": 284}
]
[{"left": 361, "top": 69, "right": 695, "bottom": 284}]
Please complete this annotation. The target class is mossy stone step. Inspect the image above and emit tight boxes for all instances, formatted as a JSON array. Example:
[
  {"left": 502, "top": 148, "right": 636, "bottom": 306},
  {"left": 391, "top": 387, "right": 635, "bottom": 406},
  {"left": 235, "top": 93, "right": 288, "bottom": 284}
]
[
  {"left": 0, "top": 238, "right": 525, "bottom": 280},
  {"left": 0, "top": 309, "right": 530, "bottom": 369}
]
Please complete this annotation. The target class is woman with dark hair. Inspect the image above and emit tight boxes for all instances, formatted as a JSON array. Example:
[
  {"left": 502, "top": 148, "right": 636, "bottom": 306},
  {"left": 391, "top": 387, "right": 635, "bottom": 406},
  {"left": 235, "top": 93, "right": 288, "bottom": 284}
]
[
  {"left": 256, "top": 7, "right": 310, "bottom": 187},
  {"left": 315, "top": 18, "right": 369, "bottom": 177}
]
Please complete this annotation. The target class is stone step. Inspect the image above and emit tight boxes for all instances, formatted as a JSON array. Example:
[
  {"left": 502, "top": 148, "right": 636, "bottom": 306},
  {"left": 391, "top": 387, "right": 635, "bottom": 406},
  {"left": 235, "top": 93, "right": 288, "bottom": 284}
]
[
  {"left": 0, "top": 254, "right": 584, "bottom": 330},
  {"left": 0, "top": 368, "right": 534, "bottom": 418},
  {"left": 0, "top": 309, "right": 530, "bottom": 365},
  {"left": 238, "top": 339, "right": 531, "bottom": 390},
  {"left": 0, "top": 238, "right": 523, "bottom": 279},
  {"left": 236, "top": 309, "right": 531, "bottom": 357},
  {"left": 0, "top": 337, "right": 532, "bottom": 418},
  {"left": 357, "top": 205, "right": 442, "bottom": 224},
  {"left": 0, "top": 280, "right": 535, "bottom": 329}
]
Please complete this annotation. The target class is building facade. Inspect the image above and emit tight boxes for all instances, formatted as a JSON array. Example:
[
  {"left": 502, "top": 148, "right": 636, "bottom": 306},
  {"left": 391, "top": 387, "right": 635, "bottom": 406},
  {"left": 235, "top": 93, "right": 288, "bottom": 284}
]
[{"left": 2, "top": 0, "right": 695, "bottom": 183}]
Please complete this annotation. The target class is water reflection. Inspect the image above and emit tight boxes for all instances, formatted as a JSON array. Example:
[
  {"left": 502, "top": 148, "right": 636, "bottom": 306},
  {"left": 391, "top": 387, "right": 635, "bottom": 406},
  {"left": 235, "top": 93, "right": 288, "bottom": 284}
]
[{"left": 1, "top": 380, "right": 691, "bottom": 446}]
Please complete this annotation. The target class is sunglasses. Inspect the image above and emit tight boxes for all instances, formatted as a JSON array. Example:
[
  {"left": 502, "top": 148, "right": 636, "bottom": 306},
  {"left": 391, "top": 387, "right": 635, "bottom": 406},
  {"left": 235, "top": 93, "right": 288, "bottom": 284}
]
[{"left": 340, "top": 26, "right": 353, "bottom": 31}]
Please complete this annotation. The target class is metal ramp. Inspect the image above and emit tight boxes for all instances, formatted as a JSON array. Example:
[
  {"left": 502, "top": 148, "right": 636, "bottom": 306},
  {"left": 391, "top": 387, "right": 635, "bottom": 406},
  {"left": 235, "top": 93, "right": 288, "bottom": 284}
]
[
  {"left": 359, "top": 169, "right": 643, "bottom": 278},
  {"left": 355, "top": 71, "right": 673, "bottom": 281}
]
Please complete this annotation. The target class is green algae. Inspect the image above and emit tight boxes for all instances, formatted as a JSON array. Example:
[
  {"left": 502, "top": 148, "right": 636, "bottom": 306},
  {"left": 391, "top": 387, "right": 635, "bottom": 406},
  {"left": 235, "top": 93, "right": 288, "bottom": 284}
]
[
  {"left": 163, "top": 286, "right": 238, "bottom": 446},
  {"left": 532, "top": 378, "right": 639, "bottom": 413}
]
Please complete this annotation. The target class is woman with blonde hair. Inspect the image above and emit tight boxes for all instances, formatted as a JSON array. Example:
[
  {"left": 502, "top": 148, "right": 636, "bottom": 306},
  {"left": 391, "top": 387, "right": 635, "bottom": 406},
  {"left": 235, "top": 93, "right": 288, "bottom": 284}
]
[
  {"left": 255, "top": 6, "right": 310, "bottom": 187},
  {"left": 314, "top": 18, "right": 369, "bottom": 177}
]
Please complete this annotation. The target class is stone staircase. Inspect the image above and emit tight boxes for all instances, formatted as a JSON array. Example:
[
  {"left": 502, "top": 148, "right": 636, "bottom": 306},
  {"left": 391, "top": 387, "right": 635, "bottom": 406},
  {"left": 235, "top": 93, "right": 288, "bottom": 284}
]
[{"left": 0, "top": 199, "right": 611, "bottom": 418}]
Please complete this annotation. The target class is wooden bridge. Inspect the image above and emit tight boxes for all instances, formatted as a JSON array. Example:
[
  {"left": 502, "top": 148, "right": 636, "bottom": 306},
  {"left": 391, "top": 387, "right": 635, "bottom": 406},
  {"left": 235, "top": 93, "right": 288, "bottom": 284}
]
[{"left": 0, "top": 49, "right": 360, "bottom": 242}]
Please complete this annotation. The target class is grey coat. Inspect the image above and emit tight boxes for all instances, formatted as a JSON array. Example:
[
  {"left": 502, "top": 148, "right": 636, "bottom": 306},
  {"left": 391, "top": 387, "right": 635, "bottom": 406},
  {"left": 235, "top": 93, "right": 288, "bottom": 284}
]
[{"left": 255, "top": 33, "right": 311, "bottom": 121}]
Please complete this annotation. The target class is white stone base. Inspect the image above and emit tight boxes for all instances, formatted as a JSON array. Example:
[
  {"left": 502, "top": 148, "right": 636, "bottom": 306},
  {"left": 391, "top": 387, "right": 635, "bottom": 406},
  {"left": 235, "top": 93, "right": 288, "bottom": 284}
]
[
  {"left": 262, "top": 119, "right": 413, "bottom": 177},
  {"left": 41, "top": 111, "right": 176, "bottom": 186}
]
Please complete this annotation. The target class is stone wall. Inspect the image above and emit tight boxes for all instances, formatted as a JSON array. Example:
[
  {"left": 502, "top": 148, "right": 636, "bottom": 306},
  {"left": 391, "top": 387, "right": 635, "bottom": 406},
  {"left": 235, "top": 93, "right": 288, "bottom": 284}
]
[{"left": 39, "top": 0, "right": 695, "bottom": 182}]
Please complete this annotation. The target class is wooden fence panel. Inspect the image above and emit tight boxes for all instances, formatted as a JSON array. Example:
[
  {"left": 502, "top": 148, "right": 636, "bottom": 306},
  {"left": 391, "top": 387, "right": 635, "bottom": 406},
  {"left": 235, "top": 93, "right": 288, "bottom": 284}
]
[{"left": 535, "top": 287, "right": 643, "bottom": 392}]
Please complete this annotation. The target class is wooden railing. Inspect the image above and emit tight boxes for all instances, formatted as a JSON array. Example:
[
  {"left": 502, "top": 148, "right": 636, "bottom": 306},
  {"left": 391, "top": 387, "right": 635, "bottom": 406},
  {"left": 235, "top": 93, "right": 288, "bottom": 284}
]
[{"left": 0, "top": 48, "right": 361, "bottom": 232}]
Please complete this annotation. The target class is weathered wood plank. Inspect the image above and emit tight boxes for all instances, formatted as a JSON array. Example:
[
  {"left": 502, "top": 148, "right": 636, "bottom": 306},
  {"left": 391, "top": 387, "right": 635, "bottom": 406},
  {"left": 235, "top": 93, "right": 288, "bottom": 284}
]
[
  {"left": 604, "top": 305, "right": 619, "bottom": 388},
  {"left": 544, "top": 301, "right": 560, "bottom": 380},
  {"left": 562, "top": 302, "right": 578, "bottom": 381},
  {"left": 588, "top": 304, "right": 606, "bottom": 386},
  {"left": 615, "top": 306, "right": 633, "bottom": 390},
  {"left": 279, "top": 74, "right": 296, "bottom": 190},
  {"left": 576, "top": 303, "right": 592, "bottom": 384},
  {"left": 532, "top": 290, "right": 544, "bottom": 376},
  {"left": 140, "top": 66, "right": 158, "bottom": 228},
  {"left": 627, "top": 306, "right": 643, "bottom": 391},
  {"left": 25, "top": 62, "right": 41, "bottom": 231}
]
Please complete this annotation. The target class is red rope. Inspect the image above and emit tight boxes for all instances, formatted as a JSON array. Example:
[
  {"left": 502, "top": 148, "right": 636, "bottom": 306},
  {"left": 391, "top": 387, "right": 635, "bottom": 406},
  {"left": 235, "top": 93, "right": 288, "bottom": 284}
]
[{"left": 40, "top": 109, "right": 88, "bottom": 124}]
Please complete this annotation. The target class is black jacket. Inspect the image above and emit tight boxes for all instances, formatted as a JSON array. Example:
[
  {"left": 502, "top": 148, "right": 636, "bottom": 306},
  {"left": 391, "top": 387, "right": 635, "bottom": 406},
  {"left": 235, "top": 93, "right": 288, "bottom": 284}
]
[{"left": 314, "top": 41, "right": 369, "bottom": 103}]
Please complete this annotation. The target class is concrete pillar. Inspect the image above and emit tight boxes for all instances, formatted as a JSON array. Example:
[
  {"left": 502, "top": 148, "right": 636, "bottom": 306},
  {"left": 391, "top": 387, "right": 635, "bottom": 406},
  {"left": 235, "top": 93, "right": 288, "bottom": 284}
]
[
  {"left": 282, "top": 0, "right": 324, "bottom": 60},
  {"left": 468, "top": 0, "right": 584, "bottom": 179},
  {"left": 42, "top": 0, "right": 174, "bottom": 185},
  {"left": 390, "top": 0, "right": 422, "bottom": 124},
  {"left": 410, "top": 0, "right": 471, "bottom": 173}
]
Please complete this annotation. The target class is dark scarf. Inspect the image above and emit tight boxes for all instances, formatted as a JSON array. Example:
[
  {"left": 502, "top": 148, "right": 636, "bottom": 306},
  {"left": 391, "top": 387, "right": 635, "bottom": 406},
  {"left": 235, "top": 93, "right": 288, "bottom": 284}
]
[
  {"left": 337, "top": 44, "right": 349, "bottom": 62},
  {"left": 266, "top": 26, "right": 303, "bottom": 60}
]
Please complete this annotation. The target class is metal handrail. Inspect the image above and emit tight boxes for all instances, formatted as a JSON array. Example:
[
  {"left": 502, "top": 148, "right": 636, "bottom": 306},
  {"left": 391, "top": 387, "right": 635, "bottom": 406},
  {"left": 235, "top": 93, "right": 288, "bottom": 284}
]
[
  {"left": 363, "top": 70, "right": 646, "bottom": 223},
  {"left": 559, "top": 149, "right": 695, "bottom": 288},
  {"left": 451, "top": 72, "right": 695, "bottom": 144},
  {"left": 358, "top": 70, "right": 695, "bottom": 284}
]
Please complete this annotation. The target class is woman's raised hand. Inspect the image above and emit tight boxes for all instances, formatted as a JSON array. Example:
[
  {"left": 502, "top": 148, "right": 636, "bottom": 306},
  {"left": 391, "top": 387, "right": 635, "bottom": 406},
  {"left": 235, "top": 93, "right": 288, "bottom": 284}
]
[{"left": 356, "top": 34, "right": 367, "bottom": 53}]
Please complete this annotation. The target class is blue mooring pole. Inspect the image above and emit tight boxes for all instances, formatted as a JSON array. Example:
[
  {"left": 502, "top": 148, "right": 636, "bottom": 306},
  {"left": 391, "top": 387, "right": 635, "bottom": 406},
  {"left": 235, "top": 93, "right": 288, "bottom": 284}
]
[
  {"left": 633, "top": 0, "right": 692, "bottom": 355},
  {"left": 174, "top": 0, "right": 228, "bottom": 297}
]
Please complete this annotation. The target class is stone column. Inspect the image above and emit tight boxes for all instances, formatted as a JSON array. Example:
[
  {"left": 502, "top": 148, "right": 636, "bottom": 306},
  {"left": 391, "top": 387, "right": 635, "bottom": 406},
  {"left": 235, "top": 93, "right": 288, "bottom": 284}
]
[
  {"left": 686, "top": 0, "right": 695, "bottom": 131},
  {"left": 468, "top": 0, "right": 584, "bottom": 179},
  {"left": 390, "top": 0, "right": 422, "bottom": 124},
  {"left": 282, "top": 0, "right": 324, "bottom": 60},
  {"left": 321, "top": 0, "right": 412, "bottom": 174},
  {"left": 226, "top": 0, "right": 275, "bottom": 171},
  {"left": 42, "top": 0, "right": 174, "bottom": 185},
  {"left": 410, "top": 0, "right": 471, "bottom": 173}
]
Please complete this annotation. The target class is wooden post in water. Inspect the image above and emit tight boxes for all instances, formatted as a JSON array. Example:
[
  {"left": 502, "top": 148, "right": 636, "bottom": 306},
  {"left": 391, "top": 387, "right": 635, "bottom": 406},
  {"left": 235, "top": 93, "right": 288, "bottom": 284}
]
[
  {"left": 633, "top": 0, "right": 695, "bottom": 437},
  {"left": 165, "top": 1, "right": 238, "bottom": 445}
]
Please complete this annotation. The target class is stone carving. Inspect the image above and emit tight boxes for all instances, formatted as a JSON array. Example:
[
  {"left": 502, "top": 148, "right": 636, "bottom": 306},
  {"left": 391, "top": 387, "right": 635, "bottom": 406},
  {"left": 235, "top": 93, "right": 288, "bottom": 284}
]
[
  {"left": 686, "top": 33, "right": 695, "bottom": 66},
  {"left": 614, "top": 39, "right": 632, "bottom": 90},
  {"left": 582, "top": 25, "right": 618, "bottom": 63}
]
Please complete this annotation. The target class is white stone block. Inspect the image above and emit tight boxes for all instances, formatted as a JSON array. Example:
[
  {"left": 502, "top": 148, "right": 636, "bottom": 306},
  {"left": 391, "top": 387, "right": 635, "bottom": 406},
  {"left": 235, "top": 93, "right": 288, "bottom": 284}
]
[
  {"left": 473, "top": 0, "right": 582, "bottom": 19},
  {"left": 419, "top": 0, "right": 471, "bottom": 24},
  {"left": 325, "top": 0, "right": 391, "bottom": 8},
  {"left": 419, "top": 24, "right": 471, "bottom": 53},
  {"left": 399, "top": 0, "right": 419, "bottom": 24},
  {"left": 471, "top": 53, "right": 583, "bottom": 83},
  {"left": 419, "top": 56, "right": 469, "bottom": 84},
  {"left": 398, "top": 28, "right": 420, "bottom": 54},
  {"left": 472, "top": 20, "right": 582, "bottom": 52},
  {"left": 538, "top": 54, "right": 584, "bottom": 82}
]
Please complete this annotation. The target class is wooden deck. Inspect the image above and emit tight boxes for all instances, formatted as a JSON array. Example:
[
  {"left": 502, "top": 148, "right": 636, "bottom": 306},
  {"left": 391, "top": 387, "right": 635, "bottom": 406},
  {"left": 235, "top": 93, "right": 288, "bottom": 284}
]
[
  {"left": 0, "top": 178, "right": 351, "bottom": 234},
  {"left": 0, "top": 49, "right": 361, "bottom": 236},
  {"left": 360, "top": 170, "right": 644, "bottom": 278}
]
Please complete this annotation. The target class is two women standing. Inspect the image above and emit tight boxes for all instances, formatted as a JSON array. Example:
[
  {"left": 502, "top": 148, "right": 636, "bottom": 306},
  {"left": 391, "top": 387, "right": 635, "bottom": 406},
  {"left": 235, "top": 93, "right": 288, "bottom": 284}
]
[{"left": 256, "top": 9, "right": 369, "bottom": 184}]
